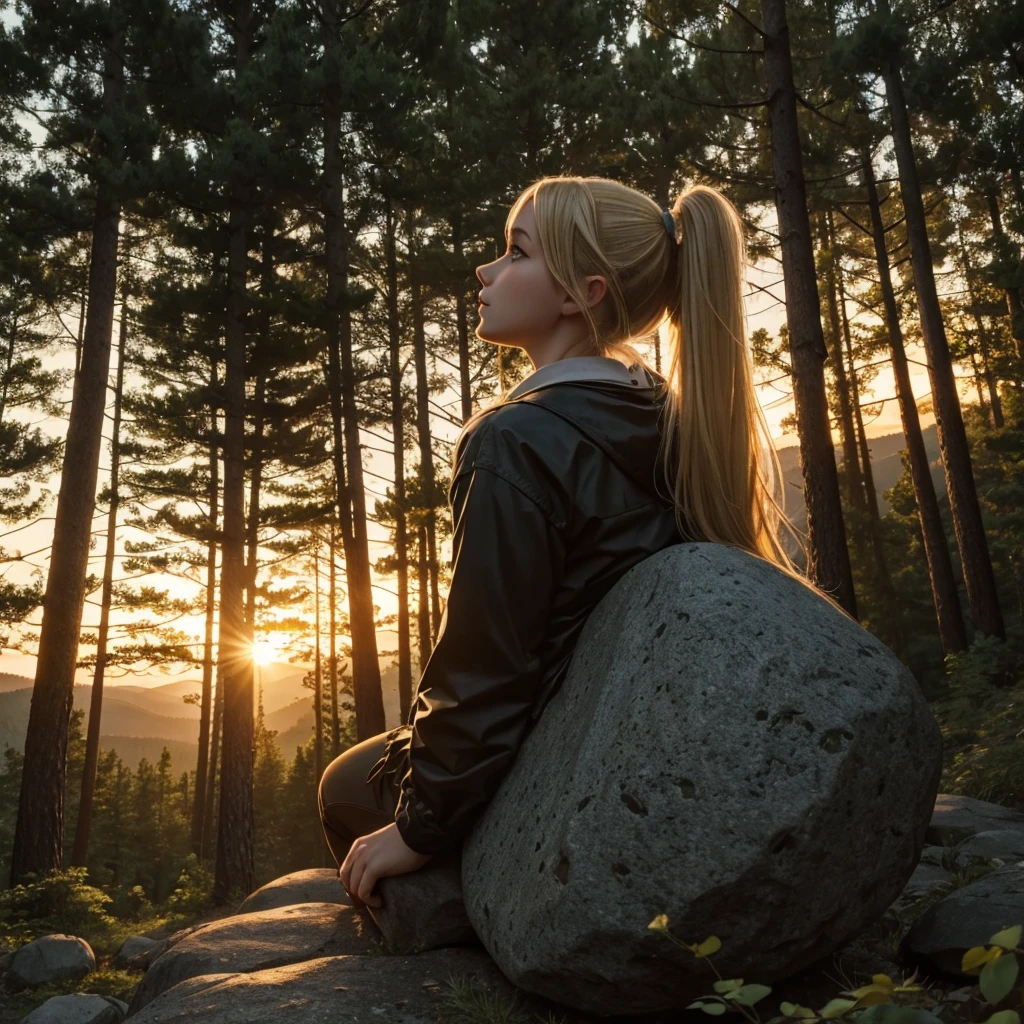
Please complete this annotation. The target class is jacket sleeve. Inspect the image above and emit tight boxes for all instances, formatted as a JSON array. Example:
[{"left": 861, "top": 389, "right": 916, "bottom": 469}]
[{"left": 393, "top": 421, "right": 568, "bottom": 856}]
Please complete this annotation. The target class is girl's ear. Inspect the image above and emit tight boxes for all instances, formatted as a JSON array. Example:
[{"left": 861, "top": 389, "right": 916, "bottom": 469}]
[{"left": 561, "top": 274, "right": 607, "bottom": 316}]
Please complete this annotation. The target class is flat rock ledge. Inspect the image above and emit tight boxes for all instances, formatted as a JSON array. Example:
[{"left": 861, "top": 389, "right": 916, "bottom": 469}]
[
  {"left": 235, "top": 867, "right": 351, "bottom": 915},
  {"left": 126, "top": 902, "right": 381, "bottom": 1015},
  {"left": 124, "top": 948, "right": 544, "bottom": 1024}
]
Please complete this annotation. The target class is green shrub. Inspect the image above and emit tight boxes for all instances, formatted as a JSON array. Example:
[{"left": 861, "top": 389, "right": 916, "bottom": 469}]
[
  {"left": 0, "top": 867, "right": 116, "bottom": 943},
  {"left": 161, "top": 853, "right": 214, "bottom": 917}
]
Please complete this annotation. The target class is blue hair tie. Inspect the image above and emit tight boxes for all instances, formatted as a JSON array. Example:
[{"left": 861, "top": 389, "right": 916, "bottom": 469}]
[{"left": 662, "top": 208, "right": 678, "bottom": 243}]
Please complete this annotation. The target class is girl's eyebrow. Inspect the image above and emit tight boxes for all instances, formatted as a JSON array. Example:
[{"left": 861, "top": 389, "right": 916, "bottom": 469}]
[{"left": 511, "top": 226, "right": 532, "bottom": 243}]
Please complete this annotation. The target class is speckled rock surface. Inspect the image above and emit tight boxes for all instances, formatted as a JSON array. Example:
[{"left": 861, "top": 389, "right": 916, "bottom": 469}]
[
  {"left": 926, "top": 794, "right": 1024, "bottom": 847},
  {"left": 126, "top": 902, "right": 381, "bottom": 1015},
  {"left": 462, "top": 542, "right": 944, "bottom": 1015}
]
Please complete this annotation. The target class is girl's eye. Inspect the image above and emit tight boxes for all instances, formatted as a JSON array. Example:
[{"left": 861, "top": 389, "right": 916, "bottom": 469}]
[{"left": 506, "top": 244, "right": 524, "bottom": 261}]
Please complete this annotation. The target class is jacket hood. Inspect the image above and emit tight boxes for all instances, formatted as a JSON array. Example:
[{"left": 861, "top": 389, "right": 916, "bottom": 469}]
[{"left": 506, "top": 360, "right": 674, "bottom": 503}]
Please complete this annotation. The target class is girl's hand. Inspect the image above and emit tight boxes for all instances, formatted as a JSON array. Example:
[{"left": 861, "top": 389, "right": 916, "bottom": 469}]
[{"left": 338, "top": 821, "right": 433, "bottom": 908}]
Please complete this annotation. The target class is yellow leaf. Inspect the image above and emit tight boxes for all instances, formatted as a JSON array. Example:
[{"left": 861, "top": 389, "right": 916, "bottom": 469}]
[
  {"left": 963, "top": 945, "right": 1003, "bottom": 973},
  {"left": 870, "top": 975, "right": 895, "bottom": 988},
  {"left": 695, "top": 935, "right": 722, "bottom": 957},
  {"left": 989, "top": 926, "right": 1022, "bottom": 950},
  {"left": 648, "top": 914, "right": 670, "bottom": 932}
]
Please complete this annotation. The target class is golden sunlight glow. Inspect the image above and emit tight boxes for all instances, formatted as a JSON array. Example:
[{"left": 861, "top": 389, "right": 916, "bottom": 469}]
[{"left": 252, "top": 638, "right": 278, "bottom": 666}]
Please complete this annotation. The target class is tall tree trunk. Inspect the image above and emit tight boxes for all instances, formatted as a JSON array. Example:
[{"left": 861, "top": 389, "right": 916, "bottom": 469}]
[
  {"left": 881, "top": 49, "right": 1005, "bottom": 639},
  {"left": 417, "top": 523, "right": 430, "bottom": 672},
  {"left": 329, "top": 522, "right": 340, "bottom": 757},
  {"left": 822, "top": 211, "right": 867, "bottom": 513},
  {"left": 759, "top": 0, "right": 857, "bottom": 615},
  {"left": 321, "top": 18, "right": 384, "bottom": 740},
  {"left": 213, "top": 0, "right": 256, "bottom": 904},
  {"left": 958, "top": 225, "right": 1004, "bottom": 429},
  {"left": 408, "top": 207, "right": 441, "bottom": 644},
  {"left": 201, "top": 657, "right": 224, "bottom": 862},
  {"left": 985, "top": 186, "right": 1024, "bottom": 357},
  {"left": 192, "top": 367, "right": 219, "bottom": 856},
  {"left": 313, "top": 543, "right": 324, "bottom": 786},
  {"left": 385, "top": 199, "right": 413, "bottom": 724},
  {"left": 70, "top": 257, "right": 129, "bottom": 868},
  {"left": 9, "top": 21, "right": 124, "bottom": 886},
  {"left": 451, "top": 210, "right": 474, "bottom": 424},
  {"left": 862, "top": 151, "right": 967, "bottom": 654}
]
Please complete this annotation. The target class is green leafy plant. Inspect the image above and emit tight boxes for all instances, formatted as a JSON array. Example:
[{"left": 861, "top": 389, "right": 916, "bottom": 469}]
[
  {"left": 162, "top": 854, "right": 214, "bottom": 918},
  {"left": 646, "top": 916, "right": 1024, "bottom": 1024},
  {"left": 0, "top": 867, "right": 117, "bottom": 942}
]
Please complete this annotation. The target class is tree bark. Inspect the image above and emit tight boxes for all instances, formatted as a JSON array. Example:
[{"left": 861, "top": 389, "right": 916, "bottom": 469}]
[
  {"left": 70, "top": 255, "right": 129, "bottom": 868},
  {"left": 213, "top": 0, "right": 256, "bottom": 904},
  {"left": 882, "top": 55, "right": 1005, "bottom": 639},
  {"left": 385, "top": 198, "right": 413, "bottom": 723},
  {"left": 328, "top": 522, "right": 340, "bottom": 757},
  {"left": 821, "top": 212, "right": 866, "bottom": 513},
  {"left": 9, "top": 20, "right": 124, "bottom": 886},
  {"left": 191, "top": 367, "right": 219, "bottom": 856},
  {"left": 958, "top": 225, "right": 1004, "bottom": 429},
  {"left": 759, "top": 0, "right": 857, "bottom": 616},
  {"left": 321, "top": 16, "right": 384, "bottom": 740},
  {"left": 984, "top": 186, "right": 1024, "bottom": 359},
  {"left": 861, "top": 151, "right": 967, "bottom": 654},
  {"left": 407, "top": 206, "right": 442, "bottom": 645}
]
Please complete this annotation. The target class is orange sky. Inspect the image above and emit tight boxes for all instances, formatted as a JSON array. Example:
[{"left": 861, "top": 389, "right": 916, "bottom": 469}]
[{"left": 0, "top": 256, "right": 952, "bottom": 687}]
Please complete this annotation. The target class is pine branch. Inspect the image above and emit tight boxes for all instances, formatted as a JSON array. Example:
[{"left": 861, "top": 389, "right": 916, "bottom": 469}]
[{"left": 637, "top": 5, "right": 764, "bottom": 54}]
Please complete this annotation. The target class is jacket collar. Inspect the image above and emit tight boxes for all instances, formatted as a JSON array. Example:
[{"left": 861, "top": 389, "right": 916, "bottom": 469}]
[{"left": 505, "top": 355, "right": 658, "bottom": 401}]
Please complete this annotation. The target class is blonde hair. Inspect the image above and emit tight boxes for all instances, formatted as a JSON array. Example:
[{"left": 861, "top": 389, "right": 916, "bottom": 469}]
[{"left": 468, "top": 174, "right": 820, "bottom": 594}]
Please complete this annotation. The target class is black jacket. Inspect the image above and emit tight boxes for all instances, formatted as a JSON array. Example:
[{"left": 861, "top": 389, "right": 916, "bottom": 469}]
[{"left": 367, "top": 361, "right": 690, "bottom": 856}]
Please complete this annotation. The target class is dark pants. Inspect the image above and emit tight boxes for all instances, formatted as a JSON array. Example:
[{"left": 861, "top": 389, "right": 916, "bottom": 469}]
[{"left": 318, "top": 730, "right": 396, "bottom": 867}]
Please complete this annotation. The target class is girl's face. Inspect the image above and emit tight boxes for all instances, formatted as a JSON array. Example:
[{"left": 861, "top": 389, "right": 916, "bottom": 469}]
[{"left": 474, "top": 198, "right": 606, "bottom": 369}]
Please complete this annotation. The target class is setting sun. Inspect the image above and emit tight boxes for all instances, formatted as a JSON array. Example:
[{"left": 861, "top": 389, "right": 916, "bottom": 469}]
[{"left": 252, "top": 638, "right": 278, "bottom": 666}]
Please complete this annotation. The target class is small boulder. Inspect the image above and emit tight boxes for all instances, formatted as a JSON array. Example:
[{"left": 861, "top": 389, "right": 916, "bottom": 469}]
[
  {"left": 901, "top": 864, "right": 1024, "bottom": 976},
  {"left": 462, "top": 542, "right": 944, "bottom": 1015},
  {"left": 20, "top": 993, "right": 125, "bottom": 1023},
  {"left": 927, "top": 794, "right": 1024, "bottom": 847},
  {"left": 954, "top": 829, "right": 1024, "bottom": 866},
  {"left": 372, "top": 847, "right": 478, "bottom": 953},
  {"left": 126, "top": 901, "right": 381, "bottom": 1014},
  {"left": 8, "top": 935, "right": 96, "bottom": 992},
  {"left": 125, "top": 948, "right": 546, "bottom": 1024},
  {"left": 114, "top": 937, "right": 159, "bottom": 970},
  {"left": 235, "top": 868, "right": 351, "bottom": 915}
]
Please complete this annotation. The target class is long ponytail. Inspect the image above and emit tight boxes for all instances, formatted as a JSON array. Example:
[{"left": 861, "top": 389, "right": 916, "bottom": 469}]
[{"left": 659, "top": 186, "right": 806, "bottom": 580}]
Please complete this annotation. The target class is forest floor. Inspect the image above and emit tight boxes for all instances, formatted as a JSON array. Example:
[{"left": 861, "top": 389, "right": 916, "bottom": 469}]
[{"left": 0, "top": 900, "right": 237, "bottom": 1023}]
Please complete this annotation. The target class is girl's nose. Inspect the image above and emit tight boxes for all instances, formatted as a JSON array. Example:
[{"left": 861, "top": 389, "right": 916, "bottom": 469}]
[{"left": 475, "top": 263, "right": 490, "bottom": 286}]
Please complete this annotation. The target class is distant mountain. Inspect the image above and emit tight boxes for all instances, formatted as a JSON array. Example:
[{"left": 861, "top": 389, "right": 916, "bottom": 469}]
[
  {"left": 0, "top": 663, "right": 404, "bottom": 766},
  {"left": 0, "top": 672, "right": 33, "bottom": 693},
  {"left": 775, "top": 423, "right": 942, "bottom": 526}
]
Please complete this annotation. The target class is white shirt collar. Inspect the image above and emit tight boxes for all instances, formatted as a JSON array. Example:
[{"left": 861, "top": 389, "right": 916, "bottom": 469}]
[{"left": 505, "top": 356, "right": 656, "bottom": 402}]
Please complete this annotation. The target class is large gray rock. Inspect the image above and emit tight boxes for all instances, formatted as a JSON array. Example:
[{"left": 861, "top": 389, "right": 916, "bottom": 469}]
[
  {"left": 371, "top": 848, "right": 478, "bottom": 953},
  {"left": 125, "top": 949, "right": 548, "bottom": 1024},
  {"left": 8, "top": 935, "right": 96, "bottom": 992},
  {"left": 462, "top": 542, "right": 944, "bottom": 1015},
  {"left": 901, "top": 864, "right": 1024, "bottom": 976},
  {"left": 235, "top": 868, "right": 352, "bottom": 915},
  {"left": 126, "top": 902, "right": 381, "bottom": 1015},
  {"left": 21, "top": 993, "right": 125, "bottom": 1023}
]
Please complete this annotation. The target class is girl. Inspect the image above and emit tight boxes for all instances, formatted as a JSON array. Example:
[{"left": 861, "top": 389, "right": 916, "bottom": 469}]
[{"left": 319, "top": 175, "right": 805, "bottom": 908}]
